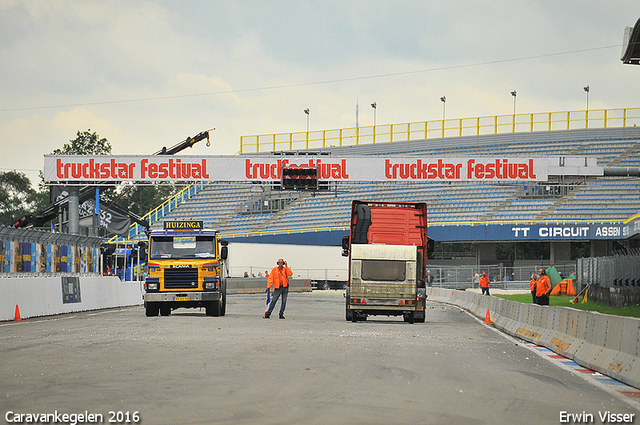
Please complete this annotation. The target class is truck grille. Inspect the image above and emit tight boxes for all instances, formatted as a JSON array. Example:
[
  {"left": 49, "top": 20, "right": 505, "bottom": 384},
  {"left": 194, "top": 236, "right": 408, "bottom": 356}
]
[{"left": 164, "top": 268, "right": 199, "bottom": 289}]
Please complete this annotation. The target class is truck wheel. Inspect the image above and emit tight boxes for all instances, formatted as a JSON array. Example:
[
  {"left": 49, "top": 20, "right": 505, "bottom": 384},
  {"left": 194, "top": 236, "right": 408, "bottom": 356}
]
[
  {"left": 160, "top": 306, "right": 171, "bottom": 316},
  {"left": 220, "top": 287, "right": 227, "bottom": 316},
  {"left": 345, "top": 294, "right": 353, "bottom": 321},
  {"left": 145, "top": 303, "right": 159, "bottom": 317},
  {"left": 206, "top": 300, "right": 220, "bottom": 317},
  {"left": 220, "top": 297, "right": 226, "bottom": 316}
]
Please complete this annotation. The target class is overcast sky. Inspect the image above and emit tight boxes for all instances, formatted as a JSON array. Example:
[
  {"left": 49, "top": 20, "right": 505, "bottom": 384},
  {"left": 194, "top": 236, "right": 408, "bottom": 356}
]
[{"left": 1, "top": 0, "right": 638, "bottom": 187}]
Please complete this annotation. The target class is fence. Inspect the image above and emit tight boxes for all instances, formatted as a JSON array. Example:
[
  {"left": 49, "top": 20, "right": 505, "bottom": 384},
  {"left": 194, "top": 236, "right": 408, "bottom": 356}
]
[
  {"left": 240, "top": 107, "right": 640, "bottom": 153},
  {"left": 428, "top": 264, "right": 576, "bottom": 290},
  {"left": 0, "top": 227, "right": 102, "bottom": 275},
  {"left": 577, "top": 251, "right": 640, "bottom": 289}
]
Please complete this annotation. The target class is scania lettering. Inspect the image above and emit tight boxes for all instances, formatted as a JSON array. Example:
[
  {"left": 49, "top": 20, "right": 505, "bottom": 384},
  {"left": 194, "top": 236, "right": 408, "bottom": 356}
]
[
  {"left": 144, "top": 223, "right": 227, "bottom": 317},
  {"left": 342, "top": 201, "right": 432, "bottom": 323}
]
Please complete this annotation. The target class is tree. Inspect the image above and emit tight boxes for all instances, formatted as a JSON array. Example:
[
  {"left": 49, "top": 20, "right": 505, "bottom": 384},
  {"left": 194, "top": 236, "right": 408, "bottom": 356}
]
[
  {"left": 118, "top": 183, "right": 180, "bottom": 218},
  {"left": 0, "top": 171, "right": 38, "bottom": 226},
  {"left": 52, "top": 129, "right": 112, "bottom": 155}
]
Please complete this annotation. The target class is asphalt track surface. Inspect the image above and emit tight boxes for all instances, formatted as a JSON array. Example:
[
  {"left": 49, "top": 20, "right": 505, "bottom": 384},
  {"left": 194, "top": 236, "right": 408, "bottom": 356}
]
[{"left": 1, "top": 291, "right": 637, "bottom": 425}]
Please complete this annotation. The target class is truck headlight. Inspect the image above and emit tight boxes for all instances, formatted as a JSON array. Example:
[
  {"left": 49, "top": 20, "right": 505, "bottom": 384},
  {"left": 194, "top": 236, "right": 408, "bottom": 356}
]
[
  {"left": 147, "top": 282, "right": 158, "bottom": 290},
  {"left": 204, "top": 276, "right": 219, "bottom": 290}
]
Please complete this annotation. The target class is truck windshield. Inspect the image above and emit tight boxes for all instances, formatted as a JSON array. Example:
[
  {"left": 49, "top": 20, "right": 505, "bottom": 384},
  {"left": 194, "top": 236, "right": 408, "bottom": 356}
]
[
  {"left": 361, "top": 260, "right": 406, "bottom": 281},
  {"left": 150, "top": 236, "right": 216, "bottom": 259}
]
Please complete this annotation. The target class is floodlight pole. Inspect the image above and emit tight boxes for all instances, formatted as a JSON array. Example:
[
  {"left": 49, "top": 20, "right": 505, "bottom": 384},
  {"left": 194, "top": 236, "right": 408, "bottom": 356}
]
[{"left": 511, "top": 90, "right": 517, "bottom": 132}]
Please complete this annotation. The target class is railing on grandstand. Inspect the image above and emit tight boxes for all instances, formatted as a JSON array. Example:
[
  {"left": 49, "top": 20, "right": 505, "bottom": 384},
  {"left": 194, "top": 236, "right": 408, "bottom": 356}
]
[
  {"left": 240, "top": 107, "right": 640, "bottom": 153},
  {"left": 110, "top": 181, "right": 207, "bottom": 243}
]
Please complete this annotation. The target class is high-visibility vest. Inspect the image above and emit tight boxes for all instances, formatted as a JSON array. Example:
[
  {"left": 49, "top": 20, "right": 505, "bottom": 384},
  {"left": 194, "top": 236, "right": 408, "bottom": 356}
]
[
  {"left": 267, "top": 266, "right": 293, "bottom": 289},
  {"left": 536, "top": 275, "right": 551, "bottom": 297},
  {"left": 479, "top": 275, "right": 489, "bottom": 288}
]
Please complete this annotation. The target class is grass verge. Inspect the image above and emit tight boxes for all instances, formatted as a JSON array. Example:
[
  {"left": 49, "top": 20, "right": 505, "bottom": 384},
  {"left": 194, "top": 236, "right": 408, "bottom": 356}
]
[{"left": 493, "top": 294, "right": 640, "bottom": 318}]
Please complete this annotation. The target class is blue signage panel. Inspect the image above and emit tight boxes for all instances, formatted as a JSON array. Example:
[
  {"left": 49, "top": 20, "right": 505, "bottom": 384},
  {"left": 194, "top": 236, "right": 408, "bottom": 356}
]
[
  {"left": 222, "top": 222, "right": 629, "bottom": 245},
  {"left": 622, "top": 215, "right": 640, "bottom": 238},
  {"left": 427, "top": 223, "right": 623, "bottom": 242}
]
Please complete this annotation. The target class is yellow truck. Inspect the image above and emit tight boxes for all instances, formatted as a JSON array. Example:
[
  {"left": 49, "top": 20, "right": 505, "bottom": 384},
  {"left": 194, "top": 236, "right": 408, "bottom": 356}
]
[{"left": 144, "top": 221, "right": 227, "bottom": 317}]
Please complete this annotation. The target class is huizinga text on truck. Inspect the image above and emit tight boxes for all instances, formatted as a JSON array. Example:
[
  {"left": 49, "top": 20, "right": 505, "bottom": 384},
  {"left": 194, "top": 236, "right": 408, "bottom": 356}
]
[
  {"left": 144, "top": 221, "right": 228, "bottom": 317},
  {"left": 342, "top": 201, "right": 434, "bottom": 324}
]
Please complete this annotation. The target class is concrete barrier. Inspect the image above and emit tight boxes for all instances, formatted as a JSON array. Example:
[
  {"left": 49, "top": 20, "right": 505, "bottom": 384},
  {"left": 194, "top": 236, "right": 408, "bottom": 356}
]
[
  {"left": 1, "top": 275, "right": 143, "bottom": 321},
  {"left": 0, "top": 276, "right": 313, "bottom": 322},
  {"left": 426, "top": 287, "right": 640, "bottom": 389}
]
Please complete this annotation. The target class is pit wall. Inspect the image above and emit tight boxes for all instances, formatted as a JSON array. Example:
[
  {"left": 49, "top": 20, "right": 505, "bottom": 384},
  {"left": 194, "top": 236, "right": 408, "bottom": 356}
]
[
  {"left": 0, "top": 276, "right": 143, "bottom": 321},
  {"left": 426, "top": 287, "right": 640, "bottom": 389}
]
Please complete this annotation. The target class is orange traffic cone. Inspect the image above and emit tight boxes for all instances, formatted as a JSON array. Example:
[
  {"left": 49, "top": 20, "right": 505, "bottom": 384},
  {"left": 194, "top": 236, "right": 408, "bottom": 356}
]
[
  {"left": 484, "top": 309, "right": 491, "bottom": 324},
  {"left": 14, "top": 305, "right": 22, "bottom": 321}
]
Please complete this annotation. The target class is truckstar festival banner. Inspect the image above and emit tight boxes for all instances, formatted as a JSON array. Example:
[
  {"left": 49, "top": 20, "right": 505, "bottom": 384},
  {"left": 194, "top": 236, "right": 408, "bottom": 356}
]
[{"left": 44, "top": 155, "right": 551, "bottom": 183}]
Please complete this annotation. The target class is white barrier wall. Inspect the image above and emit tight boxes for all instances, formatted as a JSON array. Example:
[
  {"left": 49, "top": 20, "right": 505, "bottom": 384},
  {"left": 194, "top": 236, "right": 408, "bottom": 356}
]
[
  {"left": 0, "top": 276, "right": 143, "bottom": 321},
  {"left": 426, "top": 288, "right": 640, "bottom": 389}
]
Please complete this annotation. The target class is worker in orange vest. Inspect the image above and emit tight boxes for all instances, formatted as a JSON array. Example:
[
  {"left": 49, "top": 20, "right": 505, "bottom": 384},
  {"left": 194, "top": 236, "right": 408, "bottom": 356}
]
[
  {"left": 479, "top": 271, "right": 490, "bottom": 296},
  {"left": 264, "top": 258, "right": 293, "bottom": 319},
  {"left": 530, "top": 272, "right": 537, "bottom": 304},
  {"left": 535, "top": 268, "right": 552, "bottom": 305}
]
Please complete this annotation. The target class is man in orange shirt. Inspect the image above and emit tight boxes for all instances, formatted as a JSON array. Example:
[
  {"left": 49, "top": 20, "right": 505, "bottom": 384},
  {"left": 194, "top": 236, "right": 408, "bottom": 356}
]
[
  {"left": 530, "top": 272, "right": 537, "bottom": 304},
  {"left": 479, "top": 271, "right": 490, "bottom": 296},
  {"left": 264, "top": 258, "right": 293, "bottom": 319},
  {"left": 535, "top": 268, "right": 552, "bottom": 305}
]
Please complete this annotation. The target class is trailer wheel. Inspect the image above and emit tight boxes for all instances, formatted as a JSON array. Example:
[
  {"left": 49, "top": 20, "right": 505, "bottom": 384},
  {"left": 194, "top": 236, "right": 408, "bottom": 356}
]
[
  {"left": 145, "top": 303, "right": 159, "bottom": 317},
  {"left": 351, "top": 310, "right": 358, "bottom": 322}
]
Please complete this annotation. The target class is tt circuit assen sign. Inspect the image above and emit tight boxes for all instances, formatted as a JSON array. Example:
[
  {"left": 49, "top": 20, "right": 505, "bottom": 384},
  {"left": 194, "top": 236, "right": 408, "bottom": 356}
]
[
  {"left": 428, "top": 223, "right": 624, "bottom": 242},
  {"left": 44, "top": 155, "right": 550, "bottom": 183}
]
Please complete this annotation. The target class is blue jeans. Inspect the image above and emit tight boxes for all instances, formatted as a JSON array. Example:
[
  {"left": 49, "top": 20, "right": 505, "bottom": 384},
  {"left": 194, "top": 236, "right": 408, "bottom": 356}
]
[{"left": 267, "top": 286, "right": 288, "bottom": 316}]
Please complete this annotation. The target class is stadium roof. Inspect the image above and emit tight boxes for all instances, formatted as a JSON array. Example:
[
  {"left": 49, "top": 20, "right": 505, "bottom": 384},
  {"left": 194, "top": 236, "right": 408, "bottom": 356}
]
[{"left": 621, "top": 17, "right": 640, "bottom": 65}]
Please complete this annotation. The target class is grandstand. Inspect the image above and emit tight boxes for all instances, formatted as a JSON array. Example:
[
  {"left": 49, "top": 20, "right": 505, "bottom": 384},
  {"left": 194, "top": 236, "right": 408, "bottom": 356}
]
[{"left": 147, "top": 127, "right": 638, "bottom": 227}]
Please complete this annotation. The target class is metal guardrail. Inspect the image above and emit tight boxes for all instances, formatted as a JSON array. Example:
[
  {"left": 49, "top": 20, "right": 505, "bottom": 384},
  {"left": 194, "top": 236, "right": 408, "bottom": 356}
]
[{"left": 240, "top": 107, "right": 640, "bottom": 153}]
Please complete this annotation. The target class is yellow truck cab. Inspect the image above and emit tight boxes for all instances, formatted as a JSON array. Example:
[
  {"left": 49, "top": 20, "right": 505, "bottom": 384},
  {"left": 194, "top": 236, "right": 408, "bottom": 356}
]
[{"left": 144, "top": 221, "right": 227, "bottom": 317}]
